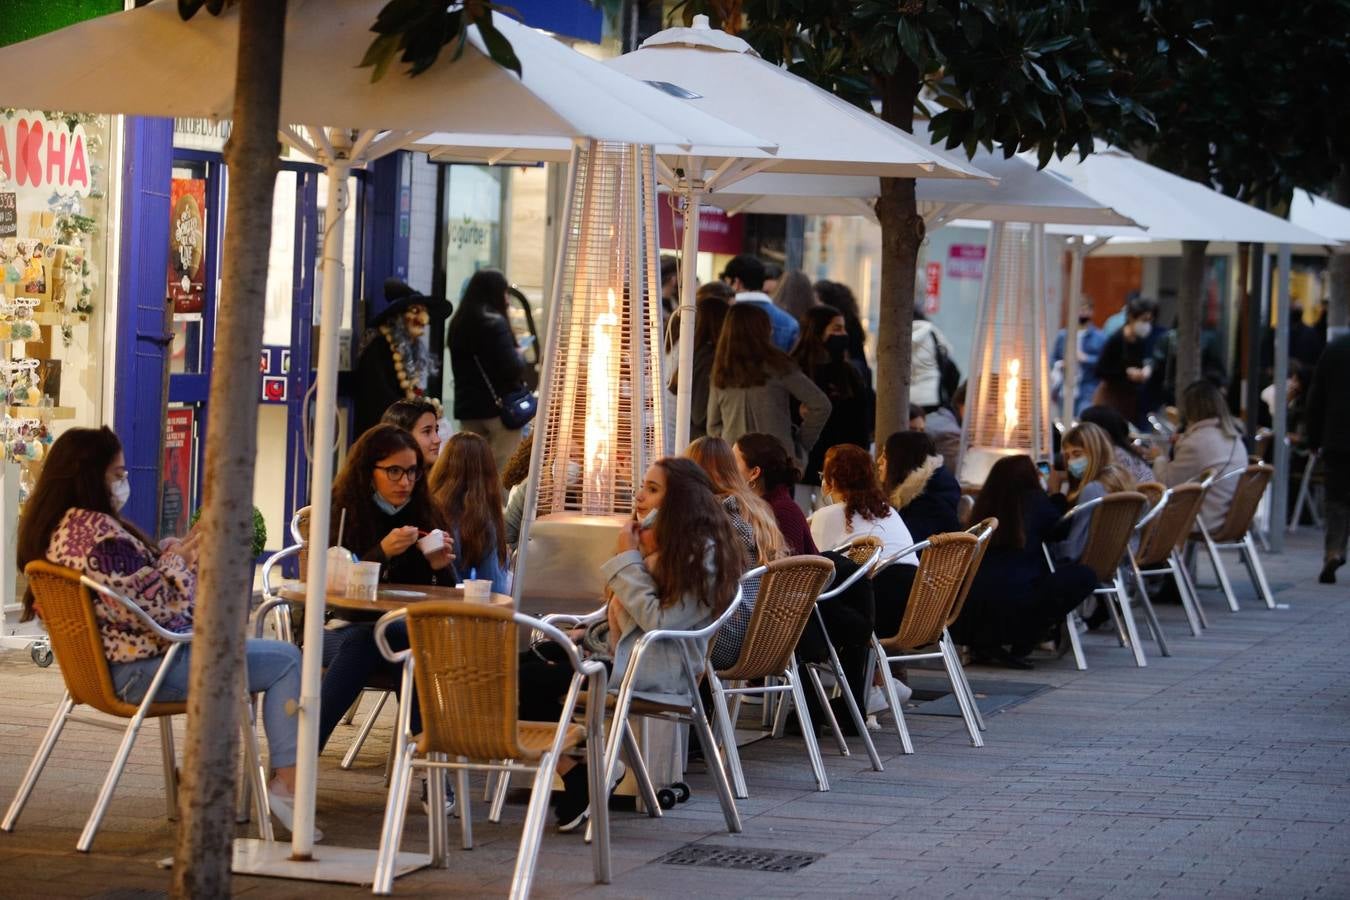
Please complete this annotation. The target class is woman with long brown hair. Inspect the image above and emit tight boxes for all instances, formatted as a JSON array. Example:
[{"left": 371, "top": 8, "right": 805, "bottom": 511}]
[
  {"left": 518, "top": 456, "right": 743, "bottom": 833},
  {"left": 708, "top": 303, "right": 830, "bottom": 467},
  {"left": 667, "top": 290, "right": 733, "bottom": 442},
  {"left": 428, "top": 431, "right": 511, "bottom": 594},
  {"left": 1052, "top": 421, "right": 1135, "bottom": 563},
  {"left": 17, "top": 427, "right": 310, "bottom": 839},
  {"left": 686, "top": 436, "right": 786, "bottom": 668}
]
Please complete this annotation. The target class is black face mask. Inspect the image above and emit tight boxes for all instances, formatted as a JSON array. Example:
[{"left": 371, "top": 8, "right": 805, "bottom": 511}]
[
  {"left": 1078, "top": 314, "right": 1093, "bottom": 325},
  {"left": 824, "top": 334, "right": 849, "bottom": 360}
]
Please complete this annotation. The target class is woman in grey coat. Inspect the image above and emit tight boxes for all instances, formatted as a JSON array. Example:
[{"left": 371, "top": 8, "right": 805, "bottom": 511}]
[
  {"left": 707, "top": 303, "right": 831, "bottom": 468},
  {"left": 1152, "top": 380, "right": 1247, "bottom": 530}
]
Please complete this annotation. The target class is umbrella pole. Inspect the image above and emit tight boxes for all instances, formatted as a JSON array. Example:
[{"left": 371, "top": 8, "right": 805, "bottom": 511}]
[
  {"left": 674, "top": 184, "right": 702, "bottom": 450},
  {"left": 1062, "top": 238, "right": 1084, "bottom": 424},
  {"left": 289, "top": 154, "right": 350, "bottom": 860}
]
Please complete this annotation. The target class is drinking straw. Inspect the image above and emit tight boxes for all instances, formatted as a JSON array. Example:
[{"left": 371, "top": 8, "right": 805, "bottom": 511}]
[{"left": 336, "top": 508, "right": 347, "bottom": 550}]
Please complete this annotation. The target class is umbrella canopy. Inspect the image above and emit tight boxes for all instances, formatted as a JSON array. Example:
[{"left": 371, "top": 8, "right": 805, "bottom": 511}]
[
  {"left": 1041, "top": 148, "right": 1336, "bottom": 246},
  {"left": 1291, "top": 190, "right": 1350, "bottom": 247},
  {"left": 701, "top": 124, "right": 1135, "bottom": 227},
  {"left": 0, "top": 1, "right": 771, "bottom": 152}
]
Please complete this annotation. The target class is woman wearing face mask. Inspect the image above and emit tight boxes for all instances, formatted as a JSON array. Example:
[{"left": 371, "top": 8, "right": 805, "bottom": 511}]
[
  {"left": 517, "top": 458, "right": 743, "bottom": 832},
  {"left": 318, "top": 425, "right": 455, "bottom": 768},
  {"left": 1093, "top": 295, "right": 1159, "bottom": 424},
  {"left": 1050, "top": 422, "right": 1136, "bottom": 565},
  {"left": 791, "top": 305, "right": 873, "bottom": 509},
  {"left": 16, "top": 427, "right": 311, "bottom": 839},
  {"left": 380, "top": 396, "right": 443, "bottom": 465}
]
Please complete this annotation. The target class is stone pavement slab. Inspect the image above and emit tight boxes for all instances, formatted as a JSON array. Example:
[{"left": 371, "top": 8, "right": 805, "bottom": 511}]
[{"left": 0, "top": 531, "right": 1346, "bottom": 898}]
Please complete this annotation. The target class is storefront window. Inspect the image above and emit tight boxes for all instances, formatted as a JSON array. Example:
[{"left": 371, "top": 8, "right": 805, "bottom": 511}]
[
  {"left": 442, "top": 165, "right": 503, "bottom": 301},
  {"left": 0, "top": 109, "right": 114, "bottom": 494}
]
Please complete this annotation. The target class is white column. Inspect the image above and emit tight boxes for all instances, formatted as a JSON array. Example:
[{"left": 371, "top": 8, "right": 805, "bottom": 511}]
[
  {"left": 290, "top": 146, "right": 350, "bottom": 859},
  {"left": 1271, "top": 243, "right": 1291, "bottom": 552},
  {"left": 673, "top": 185, "right": 702, "bottom": 451},
  {"left": 1062, "top": 239, "right": 1085, "bottom": 425}
]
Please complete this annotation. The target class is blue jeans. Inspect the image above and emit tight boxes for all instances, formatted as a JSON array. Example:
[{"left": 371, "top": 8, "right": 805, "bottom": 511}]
[
  {"left": 318, "top": 621, "right": 417, "bottom": 751},
  {"left": 110, "top": 638, "right": 302, "bottom": 769}
]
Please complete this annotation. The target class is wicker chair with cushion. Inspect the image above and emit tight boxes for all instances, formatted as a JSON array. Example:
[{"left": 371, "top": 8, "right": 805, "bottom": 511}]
[
  {"left": 2, "top": 562, "right": 271, "bottom": 852},
  {"left": 1129, "top": 484, "right": 1208, "bottom": 640},
  {"left": 870, "top": 532, "right": 983, "bottom": 752},
  {"left": 1044, "top": 491, "right": 1150, "bottom": 670},
  {"left": 371, "top": 602, "right": 610, "bottom": 898},
  {"left": 1193, "top": 464, "right": 1277, "bottom": 612},
  {"left": 707, "top": 556, "right": 836, "bottom": 798}
]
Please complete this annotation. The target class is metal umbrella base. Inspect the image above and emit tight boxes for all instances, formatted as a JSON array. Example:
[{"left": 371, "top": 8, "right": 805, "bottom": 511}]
[{"left": 231, "top": 838, "right": 430, "bottom": 886}]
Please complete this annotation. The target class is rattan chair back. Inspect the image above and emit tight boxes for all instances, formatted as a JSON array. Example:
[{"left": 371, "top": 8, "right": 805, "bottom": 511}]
[
  {"left": 1135, "top": 481, "right": 1166, "bottom": 509},
  {"left": 945, "top": 518, "right": 998, "bottom": 628},
  {"left": 294, "top": 506, "right": 311, "bottom": 578},
  {"left": 1077, "top": 492, "right": 1148, "bottom": 582},
  {"left": 403, "top": 601, "right": 524, "bottom": 760},
  {"left": 838, "top": 536, "right": 883, "bottom": 568},
  {"left": 1135, "top": 484, "right": 1205, "bottom": 567},
  {"left": 1210, "top": 464, "right": 1273, "bottom": 543},
  {"left": 717, "top": 556, "right": 834, "bottom": 682},
  {"left": 24, "top": 561, "right": 184, "bottom": 719},
  {"left": 883, "top": 532, "right": 979, "bottom": 652}
]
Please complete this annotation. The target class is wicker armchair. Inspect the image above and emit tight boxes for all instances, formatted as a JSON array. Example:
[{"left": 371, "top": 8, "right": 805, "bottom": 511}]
[
  {"left": 1043, "top": 491, "right": 1150, "bottom": 670},
  {"left": 371, "top": 602, "right": 610, "bottom": 898},
  {"left": 1129, "top": 484, "right": 1208, "bottom": 640},
  {"left": 1194, "top": 464, "right": 1277, "bottom": 612},
  {"left": 870, "top": 532, "right": 984, "bottom": 752},
  {"left": 707, "top": 556, "right": 836, "bottom": 798},
  {"left": 3, "top": 562, "right": 271, "bottom": 852}
]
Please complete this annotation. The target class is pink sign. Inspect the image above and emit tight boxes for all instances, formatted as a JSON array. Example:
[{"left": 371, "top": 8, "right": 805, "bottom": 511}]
[
  {"left": 946, "top": 244, "right": 986, "bottom": 279},
  {"left": 656, "top": 195, "right": 745, "bottom": 254},
  {"left": 924, "top": 261, "right": 942, "bottom": 314}
]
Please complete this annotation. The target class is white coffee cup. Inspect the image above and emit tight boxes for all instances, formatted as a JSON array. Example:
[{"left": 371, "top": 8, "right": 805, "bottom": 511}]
[
  {"left": 325, "top": 546, "right": 357, "bottom": 593},
  {"left": 417, "top": 528, "right": 447, "bottom": 556},
  {"left": 347, "top": 560, "right": 382, "bottom": 602},
  {"left": 463, "top": 579, "right": 492, "bottom": 604}
]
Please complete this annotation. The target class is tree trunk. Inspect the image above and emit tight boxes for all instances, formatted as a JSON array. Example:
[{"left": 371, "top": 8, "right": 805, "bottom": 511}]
[
  {"left": 1329, "top": 164, "right": 1350, "bottom": 336},
  {"left": 1176, "top": 239, "right": 1208, "bottom": 393},
  {"left": 872, "top": 66, "right": 923, "bottom": 445},
  {"left": 171, "top": 0, "right": 286, "bottom": 895}
]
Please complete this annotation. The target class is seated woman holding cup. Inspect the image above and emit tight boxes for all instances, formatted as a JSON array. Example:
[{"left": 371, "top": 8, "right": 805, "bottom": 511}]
[
  {"left": 318, "top": 425, "right": 455, "bottom": 761},
  {"left": 428, "top": 432, "right": 512, "bottom": 596}
]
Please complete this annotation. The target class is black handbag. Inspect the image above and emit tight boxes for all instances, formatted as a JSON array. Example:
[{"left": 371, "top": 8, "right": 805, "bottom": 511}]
[
  {"left": 474, "top": 355, "right": 537, "bottom": 430},
  {"left": 932, "top": 331, "right": 962, "bottom": 408}
]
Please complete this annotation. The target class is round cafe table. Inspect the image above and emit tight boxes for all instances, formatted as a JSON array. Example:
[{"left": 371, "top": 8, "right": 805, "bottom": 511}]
[{"left": 275, "top": 581, "right": 513, "bottom": 620}]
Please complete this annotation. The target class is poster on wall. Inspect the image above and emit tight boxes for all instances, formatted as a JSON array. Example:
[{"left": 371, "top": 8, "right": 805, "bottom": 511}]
[
  {"left": 161, "top": 407, "right": 195, "bottom": 538},
  {"left": 167, "top": 177, "right": 207, "bottom": 315}
]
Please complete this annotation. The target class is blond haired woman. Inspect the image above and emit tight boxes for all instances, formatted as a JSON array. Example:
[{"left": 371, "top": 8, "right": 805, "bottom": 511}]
[{"left": 1051, "top": 421, "right": 1136, "bottom": 563}]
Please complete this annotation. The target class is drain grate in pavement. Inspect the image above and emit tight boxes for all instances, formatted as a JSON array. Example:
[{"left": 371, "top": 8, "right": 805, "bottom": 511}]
[{"left": 656, "top": 843, "right": 822, "bottom": 873}]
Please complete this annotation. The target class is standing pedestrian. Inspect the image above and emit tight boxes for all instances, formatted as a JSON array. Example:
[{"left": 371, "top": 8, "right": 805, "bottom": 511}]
[
  {"left": 792, "top": 305, "right": 872, "bottom": 508},
  {"left": 722, "top": 254, "right": 799, "bottom": 352},
  {"left": 1305, "top": 331, "right": 1350, "bottom": 583},
  {"left": 1093, "top": 295, "right": 1158, "bottom": 424},
  {"left": 447, "top": 269, "right": 529, "bottom": 472}
]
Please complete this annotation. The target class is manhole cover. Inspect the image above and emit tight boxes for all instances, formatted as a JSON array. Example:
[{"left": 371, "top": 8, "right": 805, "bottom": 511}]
[{"left": 656, "top": 843, "right": 822, "bottom": 873}]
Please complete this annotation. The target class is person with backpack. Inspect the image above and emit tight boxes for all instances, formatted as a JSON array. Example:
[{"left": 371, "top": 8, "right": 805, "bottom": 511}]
[{"left": 912, "top": 309, "right": 960, "bottom": 413}]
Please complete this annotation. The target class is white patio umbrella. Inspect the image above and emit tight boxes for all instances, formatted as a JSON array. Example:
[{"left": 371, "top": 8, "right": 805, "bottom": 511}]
[
  {"left": 1291, "top": 190, "right": 1350, "bottom": 247},
  {"left": 0, "top": 0, "right": 770, "bottom": 885}
]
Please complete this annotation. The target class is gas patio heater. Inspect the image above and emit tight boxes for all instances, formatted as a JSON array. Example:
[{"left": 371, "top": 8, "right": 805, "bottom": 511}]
[
  {"left": 513, "top": 140, "right": 666, "bottom": 611},
  {"left": 956, "top": 223, "right": 1053, "bottom": 486}
]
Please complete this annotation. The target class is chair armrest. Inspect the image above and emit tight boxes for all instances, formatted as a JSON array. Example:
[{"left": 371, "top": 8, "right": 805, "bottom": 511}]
[
  {"left": 1134, "top": 490, "right": 1171, "bottom": 532},
  {"left": 374, "top": 609, "right": 411, "bottom": 664},
  {"left": 739, "top": 564, "right": 768, "bottom": 583},
  {"left": 252, "top": 596, "right": 290, "bottom": 639},
  {"left": 79, "top": 576, "right": 192, "bottom": 644},
  {"left": 873, "top": 540, "right": 929, "bottom": 576},
  {"left": 818, "top": 546, "right": 882, "bottom": 601},
  {"left": 260, "top": 544, "right": 301, "bottom": 596},
  {"left": 1052, "top": 495, "right": 1105, "bottom": 530},
  {"left": 630, "top": 587, "right": 744, "bottom": 657},
  {"left": 539, "top": 607, "right": 607, "bottom": 631}
]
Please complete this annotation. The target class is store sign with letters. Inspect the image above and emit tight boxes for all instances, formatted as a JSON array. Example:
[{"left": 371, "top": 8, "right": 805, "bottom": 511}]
[{"left": 0, "top": 114, "right": 92, "bottom": 197}]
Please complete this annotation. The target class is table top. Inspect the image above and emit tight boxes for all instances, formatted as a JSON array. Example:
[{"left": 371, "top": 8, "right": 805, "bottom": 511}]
[{"left": 276, "top": 581, "right": 513, "bottom": 615}]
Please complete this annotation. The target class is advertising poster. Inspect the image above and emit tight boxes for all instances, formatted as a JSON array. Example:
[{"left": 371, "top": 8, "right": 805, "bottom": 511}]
[
  {"left": 167, "top": 177, "right": 207, "bottom": 315},
  {"left": 161, "top": 407, "right": 195, "bottom": 538}
]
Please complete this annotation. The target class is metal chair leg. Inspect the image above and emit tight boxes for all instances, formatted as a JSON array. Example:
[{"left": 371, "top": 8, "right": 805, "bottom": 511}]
[
  {"left": 1112, "top": 576, "right": 1148, "bottom": 668},
  {"left": 805, "top": 663, "right": 850, "bottom": 757},
  {"left": 1065, "top": 612, "right": 1087, "bottom": 671},
  {"left": 939, "top": 638, "right": 984, "bottom": 747},
  {"left": 2, "top": 693, "right": 73, "bottom": 832},
  {"left": 1128, "top": 561, "right": 1171, "bottom": 657},
  {"left": 1200, "top": 524, "right": 1241, "bottom": 612},
  {"left": 372, "top": 740, "right": 418, "bottom": 895},
  {"left": 340, "top": 690, "right": 390, "bottom": 770},
  {"left": 944, "top": 628, "right": 985, "bottom": 732},
  {"left": 454, "top": 757, "right": 471, "bottom": 853},
  {"left": 787, "top": 661, "right": 829, "bottom": 792},
  {"left": 618, "top": 721, "right": 663, "bottom": 817},
  {"left": 510, "top": 753, "right": 557, "bottom": 900},
  {"left": 825, "top": 644, "right": 884, "bottom": 770},
  {"left": 239, "top": 698, "right": 273, "bottom": 841},
  {"left": 687, "top": 693, "right": 743, "bottom": 833},
  {"left": 707, "top": 673, "right": 749, "bottom": 800},
  {"left": 426, "top": 757, "right": 449, "bottom": 863},
  {"left": 1165, "top": 552, "right": 1204, "bottom": 636},
  {"left": 1176, "top": 549, "right": 1210, "bottom": 629},
  {"left": 489, "top": 764, "right": 512, "bottom": 823},
  {"left": 1102, "top": 586, "right": 1129, "bottom": 647},
  {"left": 1243, "top": 532, "right": 1278, "bottom": 609},
  {"left": 871, "top": 640, "right": 913, "bottom": 754}
]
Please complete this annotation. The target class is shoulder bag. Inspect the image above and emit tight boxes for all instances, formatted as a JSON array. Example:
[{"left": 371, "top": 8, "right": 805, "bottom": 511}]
[{"left": 474, "top": 355, "right": 537, "bottom": 430}]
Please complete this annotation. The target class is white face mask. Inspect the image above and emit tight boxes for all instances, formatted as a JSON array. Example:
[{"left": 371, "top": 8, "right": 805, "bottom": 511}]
[
  {"left": 110, "top": 476, "right": 130, "bottom": 512},
  {"left": 1133, "top": 321, "right": 1153, "bottom": 340}
]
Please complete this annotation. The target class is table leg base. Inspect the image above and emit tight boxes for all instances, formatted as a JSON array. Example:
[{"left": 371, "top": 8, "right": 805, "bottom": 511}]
[{"left": 224, "top": 838, "right": 430, "bottom": 885}]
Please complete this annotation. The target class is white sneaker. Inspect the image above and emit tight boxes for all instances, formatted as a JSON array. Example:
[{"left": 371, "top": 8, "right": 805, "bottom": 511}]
[
  {"left": 420, "top": 775, "right": 456, "bottom": 817},
  {"left": 267, "top": 784, "right": 323, "bottom": 843},
  {"left": 866, "top": 678, "right": 913, "bottom": 714},
  {"left": 889, "top": 677, "right": 913, "bottom": 704}
]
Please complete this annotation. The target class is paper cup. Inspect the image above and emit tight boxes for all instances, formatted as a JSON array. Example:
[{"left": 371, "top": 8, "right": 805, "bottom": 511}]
[
  {"left": 347, "top": 561, "right": 382, "bottom": 602},
  {"left": 463, "top": 579, "right": 492, "bottom": 604},
  {"left": 417, "top": 528, "right": 447, "bottom": 556},
  {"left": 325, "top": 547, "right": 355, "bottom": 593}
]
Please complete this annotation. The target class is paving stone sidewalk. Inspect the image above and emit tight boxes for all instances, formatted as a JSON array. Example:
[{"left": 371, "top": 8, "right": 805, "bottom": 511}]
[{"left": 0, "top": 531, "right": 1346, "bottom": 898}]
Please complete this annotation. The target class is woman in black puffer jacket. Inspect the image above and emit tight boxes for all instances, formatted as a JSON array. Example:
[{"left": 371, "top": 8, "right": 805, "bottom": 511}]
[{"left": 447, "top": 269, "right": 527, "bottom": 471}]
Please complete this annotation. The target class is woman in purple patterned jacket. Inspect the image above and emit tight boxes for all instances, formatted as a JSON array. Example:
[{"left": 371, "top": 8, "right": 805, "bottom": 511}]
[{"left": 16, "top": 427, "right": 313, "bottom": 841}]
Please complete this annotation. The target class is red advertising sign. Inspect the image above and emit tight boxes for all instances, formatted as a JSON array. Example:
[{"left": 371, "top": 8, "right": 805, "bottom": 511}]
[
  {"left": 656, "top": 193, "right": 745, "bottom": 254},
  {"left": 161, "top": 407, "right": 195, "bottom": 538},
  {"left": 924, "top": 261, "right": 942, "bottom": 314},
  {"left": 167, "top": 178, "right": 207, "bottom": 314}
]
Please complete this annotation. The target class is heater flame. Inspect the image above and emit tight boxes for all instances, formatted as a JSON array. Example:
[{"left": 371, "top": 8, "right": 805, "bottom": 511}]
[
  {"left": 1002, "top": 357, "right": 1021, "bottom": 445},
  {"left": 583, "top": 288, "right": 619, "bottom": 513}
]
